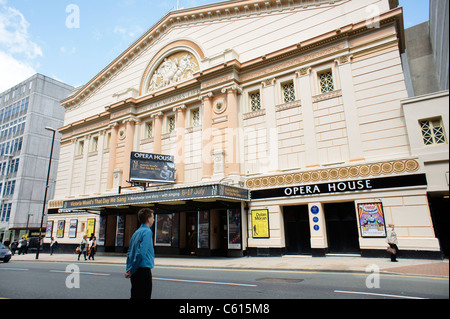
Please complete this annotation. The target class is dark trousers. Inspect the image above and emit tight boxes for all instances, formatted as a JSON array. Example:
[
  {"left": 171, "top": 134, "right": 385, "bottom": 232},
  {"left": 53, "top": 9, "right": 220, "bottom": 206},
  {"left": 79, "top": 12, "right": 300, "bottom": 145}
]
[
  {"left": 389, "top": 243, "right": 398, "bottom": 261},
  {"left": 130, "top": 267, "right": 152, "bottom": 299}
]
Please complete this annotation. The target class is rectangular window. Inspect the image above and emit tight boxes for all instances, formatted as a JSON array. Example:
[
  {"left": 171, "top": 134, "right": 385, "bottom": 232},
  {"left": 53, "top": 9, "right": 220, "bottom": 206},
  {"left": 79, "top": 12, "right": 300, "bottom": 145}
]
[
  {"left": 420, "top": 118, "right": 447, "bottom": 146},
  {"left": 249, "top": 91, "right": 261, "bottom": 112},
  {"left": 77, "top": 140, "right": 84, "bottom": 155},
  {"left": 91, "top": 136, "right": 99, "bottom": 152},
  {"left": 145, "top": 121, "right": 153, "bottom": 138},
  {"left": 191, "top": 108, "right": 200, "bottom": 127},
  {"left": 167, "top": 115, "right": 176, "bottom": 133},
  {"left": 319, "top": 70, "right": 334, "bottom": 94},
  {"left": 281, "top": 81, "right": 295, "bottom": 103},
  {"left": 104, "top": 133, "right": 111, "bottom": 150}
]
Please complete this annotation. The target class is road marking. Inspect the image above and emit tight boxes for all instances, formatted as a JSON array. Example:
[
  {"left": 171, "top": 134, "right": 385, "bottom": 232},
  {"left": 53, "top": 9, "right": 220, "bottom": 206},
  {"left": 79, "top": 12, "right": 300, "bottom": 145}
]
[
  {"left": 49, "top": 270, "right": 110, "bottom": 276},
  {"left": 0, "top": 268, "right": 29, "bottom": 271},
  {"left": 154, "top": 277, "right": 257, "bottom": 287},
  {"left": 156, "top": 266, "right": 448, "bottom": 280},
  {"left": 334, "top": 290, "right": 427, "bottom": 299}
]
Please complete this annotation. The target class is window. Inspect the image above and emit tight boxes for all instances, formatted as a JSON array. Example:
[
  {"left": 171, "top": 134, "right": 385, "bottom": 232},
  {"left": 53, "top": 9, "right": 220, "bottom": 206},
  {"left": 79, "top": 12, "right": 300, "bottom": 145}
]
[
  {"left": 167, "top": 115, "right": 176, "bottom": 133},
  {"left": 281, "top": 81, "right": 295, "bottom": 103},
  {"left": 191, "top": 108, "right": 200, "bottom": 127},
  {"left": 420, "top": 118, "right": 447, "bottom": 146},
  {"left": 318, "top": 70, "right": 334, "bottom": 94},
  {"left": 1, "top": 203, "right": 12, "bottom": 222},
  {"left": 249, "top": 91, "right": 261, "bottom": 112},
  {"left": 91, "top": 136, "right": 99, "bottom": 152},
  {"left": 104, "top": 133, "right": 111, "bottom": 149},
  {"left": 145, "top": 121, "right": 153, "bottom": 138},
  {"left": 77, "top": 140, "right": 84, "bottom": 155}
]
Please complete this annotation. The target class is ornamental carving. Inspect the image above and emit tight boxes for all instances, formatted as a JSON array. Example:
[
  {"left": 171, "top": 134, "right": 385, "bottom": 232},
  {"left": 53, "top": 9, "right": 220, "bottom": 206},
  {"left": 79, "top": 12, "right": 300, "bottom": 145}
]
[
  {"left": 245, "top": 159, "right": 420, "bottom": 189},
  {"left": 147, "top": 51, "right": 200, "bottom": 93}
]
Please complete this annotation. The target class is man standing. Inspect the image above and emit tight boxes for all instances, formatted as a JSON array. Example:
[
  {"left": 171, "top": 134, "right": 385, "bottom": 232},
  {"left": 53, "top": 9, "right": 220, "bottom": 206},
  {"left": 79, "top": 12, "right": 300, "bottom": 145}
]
[{"left": 125, "top": 208, "right": 155, "bottom": 299}]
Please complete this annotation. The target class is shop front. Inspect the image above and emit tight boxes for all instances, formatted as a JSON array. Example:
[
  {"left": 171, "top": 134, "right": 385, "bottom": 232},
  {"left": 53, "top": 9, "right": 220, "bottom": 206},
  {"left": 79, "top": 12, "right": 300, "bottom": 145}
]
[{"left": 56, "top": 184, "right": 249, "bottom": 257}]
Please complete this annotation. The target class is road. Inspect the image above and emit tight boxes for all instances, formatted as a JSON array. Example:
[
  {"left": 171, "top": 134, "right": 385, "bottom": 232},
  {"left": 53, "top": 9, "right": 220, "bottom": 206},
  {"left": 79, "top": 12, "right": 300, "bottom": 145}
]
[{"left": 0, "top": 261, "right": 448, "bottom": 301}]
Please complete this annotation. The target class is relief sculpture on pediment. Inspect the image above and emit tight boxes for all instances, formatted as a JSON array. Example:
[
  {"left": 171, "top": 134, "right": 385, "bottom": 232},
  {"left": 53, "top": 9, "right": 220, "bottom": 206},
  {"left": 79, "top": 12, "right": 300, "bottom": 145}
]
[{"left": 148, "top": 51, "right": 200, "bottom": 93}]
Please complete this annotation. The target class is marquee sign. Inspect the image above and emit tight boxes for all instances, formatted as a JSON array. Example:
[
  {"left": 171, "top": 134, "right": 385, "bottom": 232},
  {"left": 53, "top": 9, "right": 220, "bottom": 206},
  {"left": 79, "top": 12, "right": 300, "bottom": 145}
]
[
  {"left": 63, "top": 184, "right": 249, "bottom": 210},
  {"left": 250, "top": 174, "right": 427, "bottom": 200}
]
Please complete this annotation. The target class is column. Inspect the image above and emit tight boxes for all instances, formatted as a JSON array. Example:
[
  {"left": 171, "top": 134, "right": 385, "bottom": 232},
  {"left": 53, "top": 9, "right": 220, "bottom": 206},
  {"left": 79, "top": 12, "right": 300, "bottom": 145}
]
[
  {"left": 225, "top": 86, "right": 241, "bottom": 176},
  {"left": 67, "top": 139, "right": 76, "bottom": 195},
  {"left": 335, "top": 56, "right": 365, "bottom": 162},
  {"left": 106, "top": 122, "right": 119, "bottom": 190},
  {"left": 122, "top": 119, "right": 136, "bottom": 187},
  {"left": 201, "top": 93, "right": 213, "bottom": 180},
  {"left": 297, "top": 68, "right": 319, "bottom": 168},
  {"left": 174, "top": 105, "right": 186, "bottom": 183},
  {"left": 95, "top": 130, "right": 105, "bottom": 193},
  {"left": 80, "top": 135, "right": 90, "bottom": 194},
  {"left": 261, "top": 78, "right": 279, "bottom": 173},
  {"left": 152, "top": 112, "right": 163, "bottom": 154}
]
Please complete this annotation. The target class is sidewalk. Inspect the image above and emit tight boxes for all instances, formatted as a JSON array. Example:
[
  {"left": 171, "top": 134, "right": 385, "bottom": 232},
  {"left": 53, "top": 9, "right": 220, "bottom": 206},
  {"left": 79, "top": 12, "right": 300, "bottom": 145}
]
[{"left": 8, "top": 252, "right": 449, "bottom": 278}]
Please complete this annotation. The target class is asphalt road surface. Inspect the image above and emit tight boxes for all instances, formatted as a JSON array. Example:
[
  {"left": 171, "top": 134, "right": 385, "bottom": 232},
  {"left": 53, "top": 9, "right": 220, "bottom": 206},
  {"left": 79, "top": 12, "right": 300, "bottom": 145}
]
[{"left": 0, "top": 261, "right": 448, "bottom": 301}]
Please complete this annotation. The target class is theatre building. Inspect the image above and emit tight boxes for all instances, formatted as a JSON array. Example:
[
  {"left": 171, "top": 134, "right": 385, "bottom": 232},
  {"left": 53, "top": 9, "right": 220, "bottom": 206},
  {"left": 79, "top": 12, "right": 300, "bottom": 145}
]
[{"left": 46, "top": 0, "right": 446, "bottom": 258}]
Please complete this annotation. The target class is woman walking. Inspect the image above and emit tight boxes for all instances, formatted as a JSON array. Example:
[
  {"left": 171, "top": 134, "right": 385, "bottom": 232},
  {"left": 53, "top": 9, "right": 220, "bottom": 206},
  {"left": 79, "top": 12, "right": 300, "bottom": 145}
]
[
  {"left": 387, "top": 224, "right": 398, "bottom": 262},
  {"left": 88, "top": 236, "right": 97, "bottom": 260},
  {"left": 78, "top": 235, "right": 88, "bottom": 261}
]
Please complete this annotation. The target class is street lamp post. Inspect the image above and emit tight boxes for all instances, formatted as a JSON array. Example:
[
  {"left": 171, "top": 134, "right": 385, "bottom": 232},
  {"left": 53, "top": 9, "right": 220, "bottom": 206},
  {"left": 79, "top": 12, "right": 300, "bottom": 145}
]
[{"left": 36, "top": 127, "right": 56, "bottom": 260}]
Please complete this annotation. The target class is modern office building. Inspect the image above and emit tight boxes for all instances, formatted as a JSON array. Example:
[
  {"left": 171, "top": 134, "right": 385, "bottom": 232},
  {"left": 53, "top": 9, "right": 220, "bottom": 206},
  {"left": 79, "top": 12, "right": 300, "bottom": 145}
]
[
  {"left": 400, "top": 0, "right": 449, "bottom": 257},
  {"left": 0, "top": 74, "right": 73, "bottom": 242},
  {"left": 47, "top": 0, "right": 447, "bottom": 258}
]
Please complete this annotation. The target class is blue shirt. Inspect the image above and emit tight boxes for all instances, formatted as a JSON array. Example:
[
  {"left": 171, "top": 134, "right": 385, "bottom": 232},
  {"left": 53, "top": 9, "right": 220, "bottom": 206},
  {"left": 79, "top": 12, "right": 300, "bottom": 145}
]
[{"left": 126, "top": 224, "right": 155, "bottom": 275}]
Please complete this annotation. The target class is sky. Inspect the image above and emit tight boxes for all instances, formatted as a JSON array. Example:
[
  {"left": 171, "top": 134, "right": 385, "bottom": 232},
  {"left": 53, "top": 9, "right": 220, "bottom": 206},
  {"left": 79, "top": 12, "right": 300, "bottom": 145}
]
[{"left": 0, "top": 0, "right": 431, "bottom": 92}]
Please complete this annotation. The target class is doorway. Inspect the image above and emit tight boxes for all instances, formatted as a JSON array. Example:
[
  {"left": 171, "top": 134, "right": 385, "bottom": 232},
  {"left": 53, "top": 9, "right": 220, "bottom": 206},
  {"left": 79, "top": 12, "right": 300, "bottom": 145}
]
[
  {"left": 185, "top": 212, "right": 198, "bottom": 255},
  {"left": 429, "top": 194, "right": 449, "bottom": 258},
  {"left": 283, "top": 205, "right": 312, "bottom": 254},
  {"left": 324, "top": 202, "right": 360, "bottom": 254}
]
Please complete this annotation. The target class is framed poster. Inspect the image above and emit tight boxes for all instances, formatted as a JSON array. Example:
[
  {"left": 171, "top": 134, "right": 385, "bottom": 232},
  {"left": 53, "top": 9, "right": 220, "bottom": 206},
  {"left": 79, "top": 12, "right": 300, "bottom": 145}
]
[
  {"left": 56, "top": 220, "right": 65, "bottom": 238},
  {"left": 155, "top": 214, "right": 172, "bottom": 246},
  {"left": 69, "top": 219, "right": 78, "bottom": 238},
  {"left": 45, "top": 221, "right": 53, "bottom": 238},
  {"left": 197, "top": 210, "right": 209, "bottom": 249},
  {"left": 115, "top": 215, "right": 125, "bottom": 247},
  {"left": 86, "top": 218, "right": 96, "bottom": 238},
  {"left": 129, "top": 152, "right": 175, "bottom": 184},
  {"left": 251, "top": 209, "right": 270, "bottom": 238},
  {"left": 227, "top": 209, "right": 241, "bottom": 250},
  {"left": 98, "top": 216, "right": 106, "bottom": 246},
  {"left": 358, "top": 203, "right": 387, "bottom": 238}
]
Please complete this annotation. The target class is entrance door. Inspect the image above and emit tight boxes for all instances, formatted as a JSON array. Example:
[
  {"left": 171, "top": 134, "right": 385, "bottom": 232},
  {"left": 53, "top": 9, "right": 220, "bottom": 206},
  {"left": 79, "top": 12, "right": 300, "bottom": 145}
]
[
  {"left": 324, "top": 202, "right": 360, "bottom": 253},
  {"left": 185, "top": 212, "right": 198, "bottom": 255},
  {"left": 283, "top": 205, "right": 312, "bottom": 254},
  {"left": 429, "top": 194, "right": 449, "bottom": 258}
]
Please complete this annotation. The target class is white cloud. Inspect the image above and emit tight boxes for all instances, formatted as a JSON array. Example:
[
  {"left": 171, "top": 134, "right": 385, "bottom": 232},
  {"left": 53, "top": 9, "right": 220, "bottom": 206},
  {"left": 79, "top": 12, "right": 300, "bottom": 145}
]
[
  {"left": 0, "top": 1, "right": 42, "bottom": 58},
  {"left": 0, "top": 51, "right": 35, "bottom": 92},
  {"left": 0, "top": 0, "right": 42, "bottom": 91}
]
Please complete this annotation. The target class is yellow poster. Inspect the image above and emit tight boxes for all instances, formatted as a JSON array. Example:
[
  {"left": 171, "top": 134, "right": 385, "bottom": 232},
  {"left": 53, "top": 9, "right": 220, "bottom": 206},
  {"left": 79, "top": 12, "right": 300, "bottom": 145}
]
[
  {"left": 251, "top": 209, "right": 269, "bottom": 238},
  {"left": 86, "top": 218, "right": 96, "bottom": 238}
]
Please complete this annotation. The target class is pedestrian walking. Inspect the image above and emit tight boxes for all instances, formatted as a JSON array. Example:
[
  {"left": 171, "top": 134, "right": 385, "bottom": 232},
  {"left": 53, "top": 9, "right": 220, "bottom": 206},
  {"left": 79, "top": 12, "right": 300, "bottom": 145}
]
[
  {"left": 78, "top": 235, "right": 88, "bottom": 261},
  {"left": 88, "top": 236, "right": 97, "bottom": 260},
  {"left": 125, "top": 208, "right": 155, "bottom": 299},
  {"left": 50, "top": 237, "right": 57, "bottom": 255},
  {"left": 18, "top": 236, "right": 27, "bottom": 255},
  {"left": 387, "top": 224, "right": 398, "bottom": 262}
]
